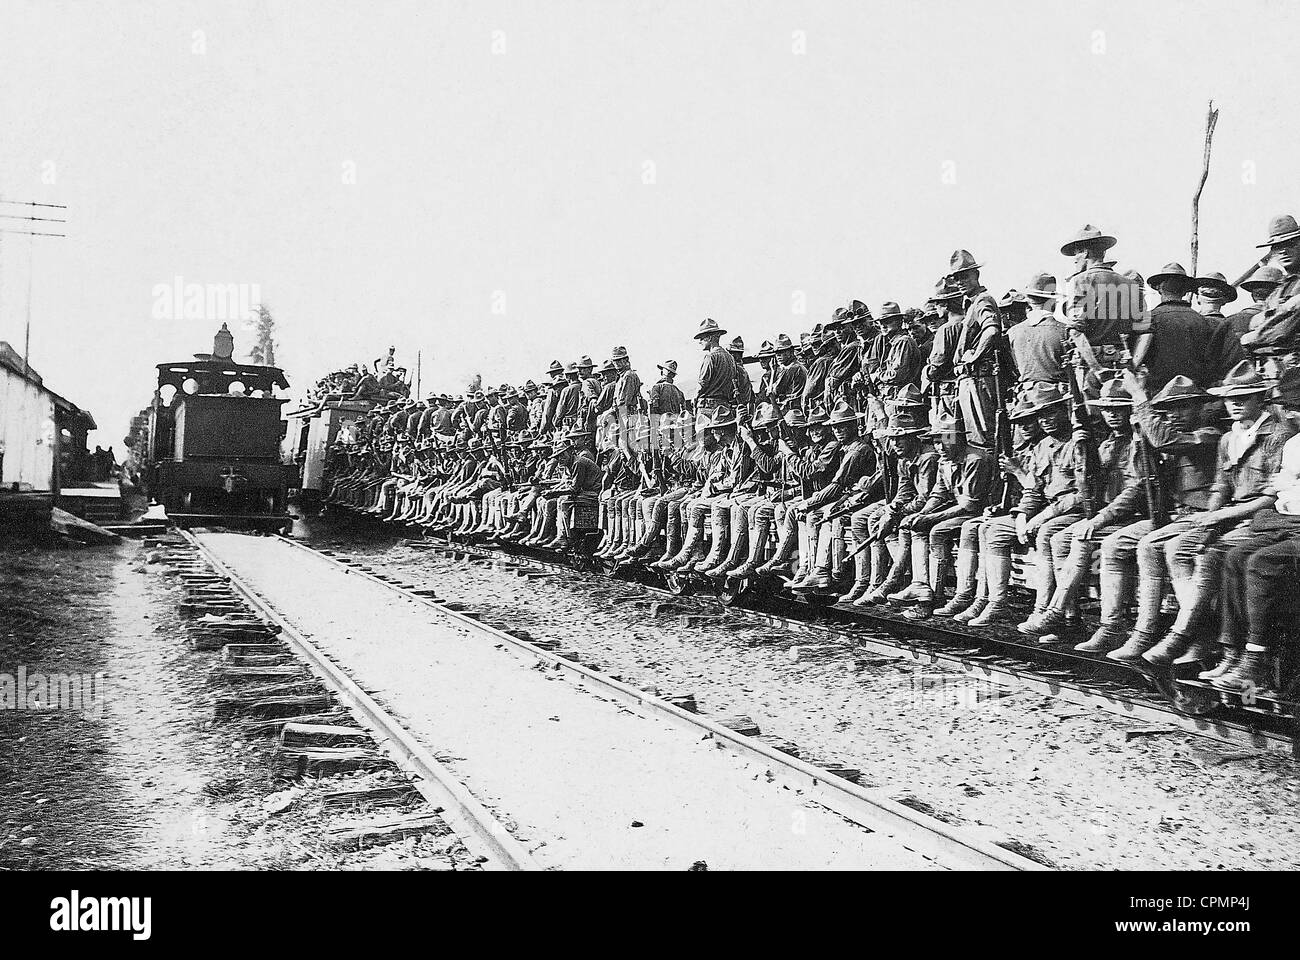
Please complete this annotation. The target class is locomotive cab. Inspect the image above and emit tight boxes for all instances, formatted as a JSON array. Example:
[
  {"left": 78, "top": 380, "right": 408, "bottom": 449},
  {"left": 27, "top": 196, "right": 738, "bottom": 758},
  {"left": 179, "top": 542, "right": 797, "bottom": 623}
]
[{"left": 147, "top": 326, "right": 294, "bottom": 531}]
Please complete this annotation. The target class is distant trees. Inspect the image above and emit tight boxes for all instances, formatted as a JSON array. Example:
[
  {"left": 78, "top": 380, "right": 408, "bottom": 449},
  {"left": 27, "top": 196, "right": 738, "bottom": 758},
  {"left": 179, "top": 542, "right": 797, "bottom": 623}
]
[{"left": 247, "top": 305, "right": 278, "bottom": 366}]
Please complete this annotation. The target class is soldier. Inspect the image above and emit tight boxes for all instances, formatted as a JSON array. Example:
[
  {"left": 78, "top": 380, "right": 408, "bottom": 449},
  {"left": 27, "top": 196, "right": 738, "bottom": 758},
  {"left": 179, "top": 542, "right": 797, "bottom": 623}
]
[
  {"left": 886, "top": 412, "right": 997, "bottom": 619},
  {"left": 864, "top": 302, "right": 921, "bottom": 403},
  {"left": 727, "top": 335, "right": 756, "bottom": 419},
  {"left": 771, "top": 333, "right": 808, "bottom": 412},
  {"left": 1240, "top": 214, "right": 1300, "bottom": 360},
  {"left": 823, "top": 307, "right": 861, "bottom": 408},
  {"left": 539, "top": 428, "right": 602, "bottom": 549},
  {"left": 611, "top": 345, "right": 643, "bottom": 449},
  {"left": 1135, "top": 263, "right": 1233, "bottom": 392},
  {"left": 1060, "top": 224, "right": 1141, "bottom": 369},
  {"left": 1007, "top": 273, "right": 1070, "bottom": 391},
  {"left": 960, "top": 382, "right": 1079, "bottom": 626},
  {"left": 802, "top": 327, "right": 833, "bottom": 411},
  {"left": 694, "top": 318, "right": 739, "bottom": 415},
  {"left": 1017, "top": 378, "right": 1136, "bottom": 639},
  {"left": 717, "top": 403, "right": 785, "bottom": 578},
  {"left": 756, "top": 404, "right": 839, "bottom": 578},
  {"left": 1192, "top": 271, "right": 1246, "bottom": 377},
  {"left": 540, "top": 360, "right": 565, "bottom": 434},
  {"left": 948, "top": 249, "right": 1003, "bottom": 450},
  {"left": 553, "top": 362, "right": 584, "bottom": 435},
  {"left": 1210, "top": 369, "right": 1300, "bottom": 692},
  {"left": 647, "top": 359, "right": 684, "bottom": 413},
  {"left": 755, "top": 340, "right": 778, "bottom": 405},
  {"left": 841, "top": 410, "right": 931, "bottom": 604},
  {"left": 790, "top": 401, "right": 876, "bottom": 592},
  {"left": 1134, "top": 362, "right": 1295, "bottom": 667},
  {"left": 654, "top": 405, "right": 738, "bottom": 573},
  {"left": 923, "top": 280, "right": 966, "bottom": 422},
  {"left": 1229, "top": 265, "right": 1284, "bottom": 337}
]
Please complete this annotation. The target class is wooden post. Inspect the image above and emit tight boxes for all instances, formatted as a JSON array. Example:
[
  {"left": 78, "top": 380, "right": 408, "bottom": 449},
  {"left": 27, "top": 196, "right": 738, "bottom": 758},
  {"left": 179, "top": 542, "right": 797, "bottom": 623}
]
[{"left": 1191, "top": 100, "right": 1220, "bottom": 276}]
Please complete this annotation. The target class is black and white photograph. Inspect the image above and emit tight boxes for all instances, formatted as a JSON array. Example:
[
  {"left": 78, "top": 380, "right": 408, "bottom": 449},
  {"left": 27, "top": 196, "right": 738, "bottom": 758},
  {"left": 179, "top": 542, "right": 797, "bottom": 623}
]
[{"left": 0, "top": 0, "right": 1293, "bottom": 940}]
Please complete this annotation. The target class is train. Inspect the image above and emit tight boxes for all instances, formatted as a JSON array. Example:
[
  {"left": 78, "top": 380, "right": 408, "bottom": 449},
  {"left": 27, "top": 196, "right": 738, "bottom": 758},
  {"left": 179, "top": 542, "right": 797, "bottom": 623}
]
[{"left": 145, "top": 324, "right": 294, "bottom": 532}]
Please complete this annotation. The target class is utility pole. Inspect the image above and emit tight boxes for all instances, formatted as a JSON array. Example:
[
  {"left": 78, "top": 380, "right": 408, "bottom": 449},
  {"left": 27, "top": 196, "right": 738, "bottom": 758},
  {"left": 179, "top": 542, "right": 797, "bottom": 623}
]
[{"left": 0, "top": 199, "right": 68, "bottom": 376}]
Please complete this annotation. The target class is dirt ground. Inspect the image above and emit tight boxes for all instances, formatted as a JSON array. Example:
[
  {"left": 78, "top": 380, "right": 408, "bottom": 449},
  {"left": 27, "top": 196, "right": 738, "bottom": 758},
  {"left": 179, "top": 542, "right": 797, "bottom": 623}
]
[
  {"left": 308, "top": 522, "right": 1300, "bottom": 870},
  {"left": 0, "top": 535, "right": 472, "bottom": 871}
]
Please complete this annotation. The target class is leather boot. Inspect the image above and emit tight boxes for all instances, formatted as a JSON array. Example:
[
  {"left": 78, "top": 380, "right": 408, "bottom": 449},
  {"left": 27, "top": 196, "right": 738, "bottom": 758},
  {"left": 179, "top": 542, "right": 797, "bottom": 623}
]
[
  {"left": 967, "top": 600, "right": 1009, "bottom": 627},
  {"left": 1075, "top": 622, "right": 1128, "bottom": 653},
  {"left": 650, "top": 512, "right": 683, "bottom": 568},
  {"left": 693, "top": 507, "right": 731, "bottom": 574},
  {"left": 1142, "top": 630, "right": 1193, "bottom": 667},
  {"left": 707, "top": 507, "right": 748, "bottom": 578},
  {"left": 727, "top": 515, "right": 771, "bottom": 579},
  {"left": 1198, "top": 647, "right": 1240, "bottom": 681},
  {"left": 664, "top": 511, "right": 705, "bottom": 571},
  {"left": 1106, "top": 630, "right": 1158, "bottom": 664},
  {"left": 1212, "top": 648, "right": 1273, "bottom": 693},
  {"left": 952, "top": 597, "right": 987, "bottom": 622},
  {"left": 1172, "top": 636, "right": 1217, "bottom": 667},
  {"left": 839, "top": 542, "right": 872, "bottom": 603}
]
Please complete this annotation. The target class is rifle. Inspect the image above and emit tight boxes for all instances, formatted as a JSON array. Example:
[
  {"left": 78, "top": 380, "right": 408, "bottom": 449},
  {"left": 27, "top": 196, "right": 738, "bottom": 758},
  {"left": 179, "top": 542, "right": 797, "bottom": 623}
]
[
  {"left": 991, "top": 327, "right": 1016, "bottom": 512},
  {"left": 1063, "top": 339, "right": 1101, "bottom": 518},
  {"left": 1119, "top": 336, "right": 1169, "bottom": 528}
]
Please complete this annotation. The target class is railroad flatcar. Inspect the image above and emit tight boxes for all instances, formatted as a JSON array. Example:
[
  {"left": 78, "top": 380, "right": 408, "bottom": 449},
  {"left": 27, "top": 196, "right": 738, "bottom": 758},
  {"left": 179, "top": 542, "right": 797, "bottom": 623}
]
[
  {"left": 146, "top": 325, "right": 294, "bottom": 532},
  {"left": 284, "top": 397, "right": 376, "bottom": 512}
]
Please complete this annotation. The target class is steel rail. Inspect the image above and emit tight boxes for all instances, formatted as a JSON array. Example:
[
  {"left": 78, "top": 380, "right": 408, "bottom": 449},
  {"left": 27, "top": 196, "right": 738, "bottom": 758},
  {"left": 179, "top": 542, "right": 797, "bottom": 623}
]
[
  {"left": 274, "top": 533, "right": 1045, "bottom": 871},
  {"left": 180, "top": 530, "right": 542, "bottom": 872},
  {"left": 397, "top": 532, "right": 1295, "bottom": 755}
]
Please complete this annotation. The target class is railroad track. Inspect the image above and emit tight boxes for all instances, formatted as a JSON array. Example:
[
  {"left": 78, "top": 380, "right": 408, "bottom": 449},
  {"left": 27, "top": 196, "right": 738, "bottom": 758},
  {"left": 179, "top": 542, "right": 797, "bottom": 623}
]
[
  {"left": 180, "top": 529, "right": 541, "bottom": 871},
  {"left": 311, "top": 518, "right": 1296, "bottom": 756},
  {"left": 197, "top": 529, "right": 1047, "bottom": 870}
]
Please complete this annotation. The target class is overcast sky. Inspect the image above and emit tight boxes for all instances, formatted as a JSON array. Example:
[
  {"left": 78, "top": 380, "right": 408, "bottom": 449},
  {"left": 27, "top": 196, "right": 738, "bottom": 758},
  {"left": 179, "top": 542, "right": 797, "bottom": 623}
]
[{"left": 3, "top": 0, "right": 1299, "bottom": 443}]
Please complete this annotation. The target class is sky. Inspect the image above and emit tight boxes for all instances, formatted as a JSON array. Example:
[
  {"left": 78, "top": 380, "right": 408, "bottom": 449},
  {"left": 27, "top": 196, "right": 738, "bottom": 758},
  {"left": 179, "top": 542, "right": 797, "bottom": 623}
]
[{"left": 2, "top": 0, "right": 1299, "bottom": 445}]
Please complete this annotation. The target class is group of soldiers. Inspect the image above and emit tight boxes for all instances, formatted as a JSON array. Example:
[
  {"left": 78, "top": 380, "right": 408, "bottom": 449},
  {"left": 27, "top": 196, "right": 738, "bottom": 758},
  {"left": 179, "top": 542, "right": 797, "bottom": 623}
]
[
  {"left": 309, "top": 349, "right": 411, "bottom": 403},
  {"left": 322, "top": 215, "right": 1300, "bottom": 698}
]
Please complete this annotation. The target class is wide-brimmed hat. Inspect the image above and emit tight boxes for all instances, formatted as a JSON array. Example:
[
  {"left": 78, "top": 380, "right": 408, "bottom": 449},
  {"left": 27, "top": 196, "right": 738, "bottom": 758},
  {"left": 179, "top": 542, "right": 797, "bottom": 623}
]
[
  {"left": 1009, "top": 398, "right": 1039, "bottom": 422},
  {"left": 946, "top": 249, "right": 983, "bottom": 277},
  {"left": 825, "top": 400, "right": 859, "bottom": 427},
  {"left": 824, "top": 306, "right": 850, "bottom": 330},
  {"left": 1256, "top": 214, "right": 1300, "bottom": 249},
  {"left": 882, "top": 411, "right": 929, "bottom": 436},
  {"left": 877, "top": 302, "right": 904, "bottom": 324},
  {"left": 1022, "top": 382, "right": 1070, "bottom": 415},
  {"left": 752, "top": 402, "right": 780, "bottom": 429},
  {"left": 576, "top": 355, "right": 595, "bottom": 370},
  {"left": 805, "top": 404, "right": 829, "bottom": 427},
  {"left": 928, "top": 278, "right": 965, "bottom": 305},
  {"left": 565, "top": 425, "right": 595, "bottom": 441},
  {"left": 849, "top": 300, "right": 873, "bottom": 322},
  {"left": 775, "top": 333, "right": 796, "bottom": 351},
  {"left": 999, "top": 289, "right": 1028, "bottom": 308},
  {"left": 1024, "top": 272, "right": 1060, "bottom": 302},
  {"left": 1060, "top": 224, "right": 1118, "bottom": 257},
  {"left": 783, "top": 408, "right": 808, "bottom": 429},
  {"left": 522, "top": 381, "right": 538, "bottom": 394},
  {"left": 546, "top": 360, "right": 564, "bottom": 377},
  {"left": 1194, "top": 271, "right": 1237, "bottom": 304},
  {"left": 757, "top": 339, "right": 777, "bottom": 359},
  {"left": 925, "top": 412, "right": 963, "bottom": 440},
  {"left": 1273, "top": 368, "right": 1300, "bottom": 407},
  {"left": 610, "top": 345, "right": 629, "bottom": 361},
  {"left": 563, "top": 362, "right": 578, "bottom": 375},
  {"left": 656, "top": 359, "right": 677, "bottom": 375},
  {"left": 1208, "top": 360, "right": 1272, "bottom": 398},
  {"left": 1148, "top": 262, "right": 1196, "bottom": 293},
  {"left": 694, "top": 317, "right": 727, "bottom": 340},
  {"left": 889, "top": 384, "right": 927, "bottom": 410},
  {"left": 697, "top": 404, "right": 737, "bottom": 430},
  {"left": 1085, "top": 379, "right": 1134, "bottom": 408},
  {"left": 1242, "top": 265, "right": 1286, "bottom": 294},
  {"left": 527, "top": 436, "right": 553, "bottom": 450},
  {"left": 727, "top": 335, "right": 745, "bottom": 354},
  {"left": 600, "top": 358, "right": 618, "bottom": 375},
  {"left": 798, "top": 332, "right": 815, "bottom": 354}
]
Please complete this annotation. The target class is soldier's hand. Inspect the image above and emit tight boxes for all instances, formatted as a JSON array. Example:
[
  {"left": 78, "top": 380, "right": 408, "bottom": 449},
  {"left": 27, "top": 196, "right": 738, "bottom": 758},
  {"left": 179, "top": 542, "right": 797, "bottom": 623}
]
[{"left": 1015, "top": 513, "right": 1029, "bottom": 544}]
